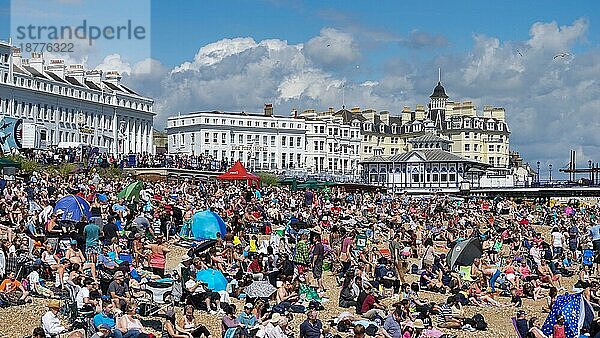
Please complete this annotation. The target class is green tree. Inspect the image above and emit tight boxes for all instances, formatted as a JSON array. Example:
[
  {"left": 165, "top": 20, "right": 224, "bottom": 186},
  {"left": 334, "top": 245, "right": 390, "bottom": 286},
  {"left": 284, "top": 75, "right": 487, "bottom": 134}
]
[
  {"left": 256, "top": 172, "right": 279, "bottom": 186},
  {"left": 5, "top": 155, "right": 41, "bottom": 175}
]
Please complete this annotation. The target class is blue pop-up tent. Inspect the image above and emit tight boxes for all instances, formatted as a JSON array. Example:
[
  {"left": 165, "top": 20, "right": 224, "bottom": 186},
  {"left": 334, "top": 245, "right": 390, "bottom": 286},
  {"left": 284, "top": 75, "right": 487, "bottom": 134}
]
[
  {"left": 190, "top": 210, "right": 227, "bottom": 240},
  {"left": 54, "top": 195, "right": 92, "bottom": 222},
  {"left": 542, "top": 292, "right": 594, "bottom": 338},
  {"left": 196, "top": 268, "right": 228, "bottom": 292}
]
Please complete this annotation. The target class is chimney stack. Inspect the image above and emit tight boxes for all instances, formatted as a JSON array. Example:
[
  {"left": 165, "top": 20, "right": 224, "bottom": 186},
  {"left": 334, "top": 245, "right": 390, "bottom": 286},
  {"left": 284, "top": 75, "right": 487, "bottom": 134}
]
[
  {"left": 85, "top": 70, "right": 102, "bottom": 85},
  {"left": 67, "top": 64, "right": 85, "bottom": 84},
  {"left": 11, "top": 47, "right": 21, "bottom": 67},
  {"left": 291, "top": 108, "right": 298, "bottom": 118},
  {"left": 29, "top": 52, "right": 44, "bottom": 73},
  {"left": 264, "top": 103, "right": 273, "bottom": 117},
  {"left": 105, "top": 71, "right": 122, "bottom": 84},
  {"left": 46, "top": 59, "right": 66, "bottom": 79}
]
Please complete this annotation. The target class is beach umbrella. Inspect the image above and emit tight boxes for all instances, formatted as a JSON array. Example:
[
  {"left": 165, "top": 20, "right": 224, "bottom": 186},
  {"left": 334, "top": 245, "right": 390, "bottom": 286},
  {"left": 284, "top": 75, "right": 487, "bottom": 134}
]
[
  {"left": 133, "top": 216, "right": 151, "bottom": 228},
  {"left": 196, "top": 268, "right": 227, "bottom": 292},
  {"left": 117, "top": 181, "right": 143, "bottom": 201},
  {"left": 190, "top": 210, "right": 227, "bottom": 240},
  {"left": 54, "top": 195, "right": 92, "bottom": 222},
  {"left": 191, "top": 240, "right": 216, "bottom": 254},
  {"left": 446, "top": 237, "right": 483, "bottom": 269},
  {"left": 244, "top": 280, "right": 277, "bottom": 298},
  {"left": 96, "top": 193, "right": 108, "bottom": 202}
]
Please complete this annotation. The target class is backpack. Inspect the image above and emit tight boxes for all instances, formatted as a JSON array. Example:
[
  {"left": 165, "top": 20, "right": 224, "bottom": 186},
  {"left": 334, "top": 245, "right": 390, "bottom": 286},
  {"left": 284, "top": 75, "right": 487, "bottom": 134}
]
[
  {"left": 365, "top": 324, "right": 378, "bottom": 336},
  {"left": 472, "top": 313, "right": 487, "bottom": 330},
  {"left": 290, "top": 304, "right": 306, "bottom": 313},
  {"left": 411, "top": 264, "right": 419, "bottom": 274}
]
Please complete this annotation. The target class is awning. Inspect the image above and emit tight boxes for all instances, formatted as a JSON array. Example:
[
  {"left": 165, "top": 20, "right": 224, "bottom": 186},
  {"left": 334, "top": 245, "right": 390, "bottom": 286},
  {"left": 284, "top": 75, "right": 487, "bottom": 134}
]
[{"left": 216, "top": 161, "right": 260, "bottom": 182}]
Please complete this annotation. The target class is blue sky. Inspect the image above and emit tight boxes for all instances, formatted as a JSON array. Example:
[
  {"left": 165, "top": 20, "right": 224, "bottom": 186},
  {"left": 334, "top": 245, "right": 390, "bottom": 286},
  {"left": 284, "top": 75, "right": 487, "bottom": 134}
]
[
  {"left": 1, "top": 0, "right": 600, "bottom": 169},
  {"left": 150, "top": 0, "right": 599, "bottom": 68}
]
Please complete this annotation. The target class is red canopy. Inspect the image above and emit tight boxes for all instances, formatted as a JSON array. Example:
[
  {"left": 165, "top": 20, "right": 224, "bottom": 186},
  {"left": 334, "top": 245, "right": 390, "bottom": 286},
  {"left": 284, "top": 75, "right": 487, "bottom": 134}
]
[{"left": 217, "top": 161, "right": 261, "bottom": 182}]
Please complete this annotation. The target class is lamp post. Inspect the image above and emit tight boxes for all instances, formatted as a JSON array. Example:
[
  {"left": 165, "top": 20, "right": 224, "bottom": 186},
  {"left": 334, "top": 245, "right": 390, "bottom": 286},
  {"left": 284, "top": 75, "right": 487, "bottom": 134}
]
[
  {"left": 590, "top": 160, "right": 593, "bottom": 182},
  {"left": 537, "top": 161, "right": 540, "bottom": 185},
  {"left": 549, "top": 164, "right": 553, "bottom": 184}
]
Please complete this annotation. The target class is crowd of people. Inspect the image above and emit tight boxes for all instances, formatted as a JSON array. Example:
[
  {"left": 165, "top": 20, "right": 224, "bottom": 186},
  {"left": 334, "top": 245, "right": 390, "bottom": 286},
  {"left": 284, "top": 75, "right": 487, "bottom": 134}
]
[
  {"left": 1, "top": 163, "right": 600, "bottom": 338},
  {"left": 21, "top": 148, "right": 233, "bottom": 172}
]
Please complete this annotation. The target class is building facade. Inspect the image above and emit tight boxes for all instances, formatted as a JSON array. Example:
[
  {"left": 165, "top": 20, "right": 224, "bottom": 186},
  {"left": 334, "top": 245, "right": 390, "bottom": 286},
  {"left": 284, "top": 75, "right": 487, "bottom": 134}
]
[
  {"left": 300, "top": 108, "right": 362, "bottom": 180},
  {"left": 166, "top": 106, "right": 306, "bottom": 172},
  {"left": 166, "top": 106, "right": 363, "bottom": 178},
  {"left": 312, "top": 81, "right": 511, "bottom": 170},
  {"left": 362, "top": 125, "right": 490, "bottom": 192},
  {"left": 0, "top": 40, "right": 154, "bottom": 155}
]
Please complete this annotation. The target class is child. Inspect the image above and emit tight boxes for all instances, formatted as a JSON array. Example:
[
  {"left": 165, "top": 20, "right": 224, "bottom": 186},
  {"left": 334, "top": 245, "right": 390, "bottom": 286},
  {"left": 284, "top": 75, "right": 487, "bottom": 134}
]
[
  {"left": 248, "top": 235, "right": 258, "bottom": 259},
  {"left": 553, "top": 315, "right": 566, "bottom": 338},
  {"left": 511, "top": 288, "right": 522, "bottom": 307}
]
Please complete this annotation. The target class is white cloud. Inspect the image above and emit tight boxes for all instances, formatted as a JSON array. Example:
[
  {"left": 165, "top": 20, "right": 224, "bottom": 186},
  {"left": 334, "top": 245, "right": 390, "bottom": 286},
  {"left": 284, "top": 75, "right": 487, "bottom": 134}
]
[
  {"left": 95, "top": 54, "right": 131, "bottom": 75},
  {"left": 527, "top": 18, "right": 588, "bottom": 52},
  {"left": 105, "top": 18, "right": 599, "bottom": 168},
  {"left": 302, "top": 28, "right": 360, "bottom": 69}
]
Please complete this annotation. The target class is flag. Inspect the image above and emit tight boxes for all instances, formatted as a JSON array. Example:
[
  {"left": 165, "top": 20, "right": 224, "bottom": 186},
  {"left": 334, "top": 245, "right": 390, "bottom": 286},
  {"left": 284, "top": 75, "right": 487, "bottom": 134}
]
[{"left": 541, "top": 292, "right": 592, "bottom": 338}]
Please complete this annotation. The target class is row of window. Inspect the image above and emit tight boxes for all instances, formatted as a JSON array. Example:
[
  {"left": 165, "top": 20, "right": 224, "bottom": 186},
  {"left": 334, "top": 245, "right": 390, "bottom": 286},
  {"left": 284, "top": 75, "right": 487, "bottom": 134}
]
[
  {"left": 310, "top": 141, "right": 359, "bottom": 155},
  {"left": 0, "top": 98, "right": 151, "bottom": 133},
  {"left": 173, "top": 117, "right": 304, "bottom": 130},
  {"left": 464, "top": 144, "right": 505, "bottom": 153},
  {"left": 310, "top": 157, "right": 355, "bottom": 172},
  {"left": 171, "top": 132, "right": 305, "bottom": 149},
  {"left": 0, "top": 72, "right": 151, "bottom": 112}
]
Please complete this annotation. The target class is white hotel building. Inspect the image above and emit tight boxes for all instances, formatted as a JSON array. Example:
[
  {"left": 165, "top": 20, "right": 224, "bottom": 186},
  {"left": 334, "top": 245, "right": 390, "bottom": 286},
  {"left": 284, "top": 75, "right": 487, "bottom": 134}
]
[
  {"left": 0, "top": 40, "right": 154, "bottom": 154},
  {"left": 166, "top": 105, "right": 306, "bottom": 171},
  {"left": 166, "top": 105, "right": 362, "bottom": 177}
]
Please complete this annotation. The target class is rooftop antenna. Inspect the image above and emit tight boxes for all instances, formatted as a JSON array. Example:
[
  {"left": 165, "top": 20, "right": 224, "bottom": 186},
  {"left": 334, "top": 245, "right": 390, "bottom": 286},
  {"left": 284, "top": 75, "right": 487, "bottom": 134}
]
[
  {"left": 342, "top": 84, "right": 346, "bottom": 110},
  {"left": 438, "top": 67, "right": 441, "bottom": 83}
]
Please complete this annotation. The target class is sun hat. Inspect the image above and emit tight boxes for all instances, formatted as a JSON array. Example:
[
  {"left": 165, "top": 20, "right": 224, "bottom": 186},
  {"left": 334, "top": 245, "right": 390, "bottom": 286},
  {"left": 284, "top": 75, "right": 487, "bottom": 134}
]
[
  {"left": 244, "top": 303, "right": 254, "bottom": 309},
  {"left": 48, "top": 299, "right": 60, "bottom": 309},
  {"left": 181, "top": 254, "right": 193, "bottom": 262},
  {"left": 413, "top": 319, "right": 425, "bottom": 329},
  {"left": 70, "top": 239, "right": 78, "bottom": 245},
  {"left": 114, "top": 271, "right": 125, "bottom": 278},
  {"left": 267, "top": 313, "right": 282, "bottom": 324}
]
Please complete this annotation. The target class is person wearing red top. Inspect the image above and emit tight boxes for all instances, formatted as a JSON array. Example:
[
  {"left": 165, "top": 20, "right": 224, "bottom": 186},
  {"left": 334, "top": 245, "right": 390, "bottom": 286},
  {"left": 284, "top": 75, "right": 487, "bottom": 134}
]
[
  {"left": 359, "top": 286, "right": 387, "bottom": 320},
  {"left": 552, "top": 315, "right": 566, "bottom": 338},
  {"left": 248, "top": 253, "right": 264, "bottom": 280}
]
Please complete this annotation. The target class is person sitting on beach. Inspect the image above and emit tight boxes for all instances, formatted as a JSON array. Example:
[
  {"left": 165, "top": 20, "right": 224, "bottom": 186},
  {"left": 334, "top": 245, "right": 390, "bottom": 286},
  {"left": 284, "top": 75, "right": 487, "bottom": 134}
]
[
  {"left": 42, "top": 299, "right": 84, "bottom": 338},
  {"left": 0, "top": 271, "right": 31, "bottom": 304},
  {"left": 537, "top": 260, "right": 562, "bottom": 288}
]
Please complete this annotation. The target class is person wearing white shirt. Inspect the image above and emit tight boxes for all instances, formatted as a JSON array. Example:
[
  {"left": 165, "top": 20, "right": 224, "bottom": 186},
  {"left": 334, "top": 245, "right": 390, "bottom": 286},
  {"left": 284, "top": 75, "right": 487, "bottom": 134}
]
[
  {"left": 75, "top": 279, "right": 98, "bottom": 311},
  {"left": 42, "top": 300, "right": 67, "bottom": 337},
  {"left": 28, "top": 267, "right": 54, "bottom": 298},
  {"left": 267, "top": 317, "right": 290, "bottom": 338}
]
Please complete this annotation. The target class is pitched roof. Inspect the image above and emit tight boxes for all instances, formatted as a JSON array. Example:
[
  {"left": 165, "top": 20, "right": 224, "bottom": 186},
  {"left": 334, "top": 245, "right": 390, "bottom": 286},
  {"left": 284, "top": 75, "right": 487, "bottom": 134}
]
[
  {"left": 361, "top": 155, "right": 390, "bottom": 163},
  {"left": 65, "top": 76, "right": 83, "bottom": 87},
  {"left": 334, "top": 109, "right": 366, "bottom": 123},
  {"left": 45, "top": 71, "right": 66, "bottom": 83},
  {"left": 408, "top": 133, "right": 452, "bottom": 144},
  {"left": 363, "top": 149, "right": 488, "bottom": 166},
  {"left": 22, "top": 65, "right": 48, "bottom": 79}
]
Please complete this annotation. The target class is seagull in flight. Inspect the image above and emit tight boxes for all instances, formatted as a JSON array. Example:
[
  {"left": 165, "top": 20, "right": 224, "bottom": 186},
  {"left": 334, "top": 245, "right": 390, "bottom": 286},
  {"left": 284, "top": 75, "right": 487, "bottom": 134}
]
[
  {"left": 326, "top": 44, "right": 331, "bottom": 47},
  {"left": 553, "top": 52, "right": 571, "bottom": 59},
  {"left": 515, "top": 49, "right": 523, "bottom": 57}
]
